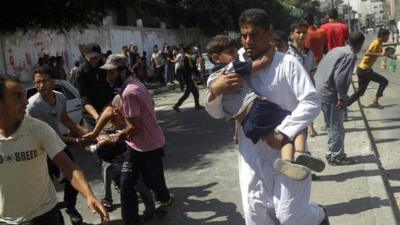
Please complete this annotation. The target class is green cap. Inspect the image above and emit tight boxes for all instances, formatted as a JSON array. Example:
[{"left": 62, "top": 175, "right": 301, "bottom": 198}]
[{"left": 100, "top": 54, "right": 128, "bottom": 70}]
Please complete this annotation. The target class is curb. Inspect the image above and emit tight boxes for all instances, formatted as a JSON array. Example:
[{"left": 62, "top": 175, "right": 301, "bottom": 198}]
[{"left": 351, "top": 79, "right": 399, "bottom": 224}]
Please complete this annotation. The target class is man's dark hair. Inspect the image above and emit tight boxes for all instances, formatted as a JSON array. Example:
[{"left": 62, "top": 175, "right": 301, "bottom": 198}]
[
  {"left": 378, "top": 28, "right": 390, "bottom": 37},
  {"left": 239, "top": 8, "right": 271, "bottom": 31},
  {"left": 74, "top": 60, "right": 80, "bottom": 67},
  {"left": 305, "top": 13, "right": 314, "bottom": 26},
  {"left": 327, "top": 9, "right": 338, "bottom": 20},
  {"left": 35, "top": 66, "right": 53, "bottom": 79},
  {"left": 290, "top": 20, "right": 308, "bottom": 32},
  {"left": 206, "top": 35, "right": 239, "bottom": 64},
  {"left": 348, "top": 31, "right": 365, "bottom": 48},
  {"left": 0, "top": 74, "right": 21, "bottom": 100},
  {"left": 273, "top": 30, "right": 289, "bottom": 43}
]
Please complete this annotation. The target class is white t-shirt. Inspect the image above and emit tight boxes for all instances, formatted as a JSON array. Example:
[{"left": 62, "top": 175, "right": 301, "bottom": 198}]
[
  {"left": 151, "top": 51, "right": 165, "bottom": 68},
  {"left": 0, "top": 116, "right": 66, "bottom": 224},
  {"left": 27, "top": 91, "right": 67, "bottom": 135},
  {"left": 175, "top": 53, "right": 184, "bottom": 71}
]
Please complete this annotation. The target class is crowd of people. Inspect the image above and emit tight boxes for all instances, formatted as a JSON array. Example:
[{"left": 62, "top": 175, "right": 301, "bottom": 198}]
[{"left": 0, "top": 6, "right": 398, "bottom": 225}]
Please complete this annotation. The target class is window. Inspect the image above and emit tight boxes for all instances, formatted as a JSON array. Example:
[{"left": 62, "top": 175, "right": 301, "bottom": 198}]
[{"left": 54, "top": 84, "right": 76, "bottom": 100}]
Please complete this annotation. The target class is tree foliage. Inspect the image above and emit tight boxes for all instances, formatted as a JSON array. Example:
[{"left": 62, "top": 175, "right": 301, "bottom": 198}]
[
  {"left": 178, "top": 0, "right": 294, "bottom": 35},
  {"left": 0, "top": 0, "right": 139, "bottom": 34},
  {"left": 0, "top": 0, "right": 319, "bottom": 36}
]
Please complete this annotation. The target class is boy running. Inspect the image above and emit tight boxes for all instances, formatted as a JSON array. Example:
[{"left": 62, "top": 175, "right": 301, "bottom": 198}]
[{"left": 347, "top": 28, "right": 394, "bottom": 107}]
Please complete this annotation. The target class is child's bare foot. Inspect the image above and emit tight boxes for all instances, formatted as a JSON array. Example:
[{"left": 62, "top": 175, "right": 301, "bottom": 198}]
[
  {"left": 273, "top": 159, "right": 310, "bottom": 180},
  {"left": 295, "top": 153, "right": 325, "bottom": 172}
]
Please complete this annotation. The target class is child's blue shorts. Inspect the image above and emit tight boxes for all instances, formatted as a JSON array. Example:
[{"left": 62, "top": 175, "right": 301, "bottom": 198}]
[{"left": 241, "top": 98, "right": 291, "bottom": 144}]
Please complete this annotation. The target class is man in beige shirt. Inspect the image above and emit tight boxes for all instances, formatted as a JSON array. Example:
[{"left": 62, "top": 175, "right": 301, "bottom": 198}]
[{"left": 0, "top": 74, "right": 109, "bottom": 225}]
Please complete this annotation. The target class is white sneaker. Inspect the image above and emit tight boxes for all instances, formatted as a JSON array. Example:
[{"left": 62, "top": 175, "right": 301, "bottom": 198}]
[{"left": 273, "top": 159, "right": 310, "bottom": 180}]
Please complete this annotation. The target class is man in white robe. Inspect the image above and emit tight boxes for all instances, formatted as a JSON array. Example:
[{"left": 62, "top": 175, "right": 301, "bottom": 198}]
[{"left": 205, "top": 9, "right": 327, "bottom": 225}]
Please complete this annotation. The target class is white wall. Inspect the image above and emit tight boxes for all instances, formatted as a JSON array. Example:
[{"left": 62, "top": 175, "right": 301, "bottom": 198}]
[{"left": 0, "top": 26, "right": 206, "bottom": 82}]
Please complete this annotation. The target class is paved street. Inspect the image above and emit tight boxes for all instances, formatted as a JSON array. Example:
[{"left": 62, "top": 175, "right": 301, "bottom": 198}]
[
  {"left": 56, "top": 34, "right": 400, "bottom": 225},
  {"left": 354, "top": 36, "right": 400, "bottom": 222}
]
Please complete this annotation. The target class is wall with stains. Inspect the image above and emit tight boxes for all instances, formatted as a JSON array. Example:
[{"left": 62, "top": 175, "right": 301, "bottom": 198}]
[{"left": 0, "top": 26, "right": 206, "bottom": 82}]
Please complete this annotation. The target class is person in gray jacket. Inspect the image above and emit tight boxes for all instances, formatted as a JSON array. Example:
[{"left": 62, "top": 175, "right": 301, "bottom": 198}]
[{"left": 314, "top": 32, "right": 365, "bottom": 166}]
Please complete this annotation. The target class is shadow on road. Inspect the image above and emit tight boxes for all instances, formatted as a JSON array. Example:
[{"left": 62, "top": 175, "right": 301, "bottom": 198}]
[
  {"left": 325, "top": 197, "right": 391, "bottom": 217},
  {"left": 151, "top": 182, "right": 244, "bottom": 225},
  {"left": 156, "top": 108, "right": 235, "bottom": 171}
]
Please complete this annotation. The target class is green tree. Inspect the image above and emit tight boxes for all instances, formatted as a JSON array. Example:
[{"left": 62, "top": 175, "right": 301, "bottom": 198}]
[{"left": 0, "top": 0, "right": 139, "bottom": 34}]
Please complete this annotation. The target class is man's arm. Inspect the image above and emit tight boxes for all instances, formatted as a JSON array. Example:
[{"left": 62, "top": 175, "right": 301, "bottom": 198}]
[
  {"left": 84, "top": 104, "right": 100, "bottom": 121},
  {"left": 251, "top": 48, "right": 275, "bottom": 73},
  {"left": 333, "top": 55, "right": 355, "bottom": 110},
  {"left": 275, "top": 59, "right": 321, "bottom": 140},
  {"left": 114, "top": 116, "right": 141, "bottom": 142},
  {"left": 52, "top": 152, "right": 109, "bottom": 224},
  {"left": 59, "top": 108, "right": 87, "bottom": 136},
  {"left": 81, "top": 106, "right": 114, "bottom": 144},
  {"left": 204, "top": 72, "right": 242, "bottom": 119},
  {"left": 364, "top": 41, "right": 387, "bottom": 57}
]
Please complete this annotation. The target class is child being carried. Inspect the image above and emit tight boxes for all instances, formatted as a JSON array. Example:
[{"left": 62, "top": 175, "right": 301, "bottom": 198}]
[{"left": 206, "top": 35, "right": 325, "bottom": 180}]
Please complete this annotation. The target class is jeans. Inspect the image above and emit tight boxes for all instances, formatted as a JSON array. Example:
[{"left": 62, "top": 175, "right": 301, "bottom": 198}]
[
  {"left": 120, "top": 147, "right": 170, "bottom": 225},
  {"left": 321, "top": 103, "right": 345, "bottom": 161},
  {"left": 47, "top": 147, "right": 78, "bottom": 209},
  {"left": 0, "top": 206, "right": 60, "bottom": 225},
  {"left": 155, "top": 65, "right": 166, "bottom": 85},
  {"left": 347, "top": 67, "right": 389, "bottom": 106},
  {"left": 102, "top": 161, "right": 121, "bottom": 203}
]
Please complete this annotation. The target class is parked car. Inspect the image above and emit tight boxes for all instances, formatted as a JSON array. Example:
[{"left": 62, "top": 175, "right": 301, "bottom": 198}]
[
  {"left": 202, "top": 52, "right": 214, "bottom": 79},
  {"left": 24, "top": 80, "right": 83, "bottom": 134}
]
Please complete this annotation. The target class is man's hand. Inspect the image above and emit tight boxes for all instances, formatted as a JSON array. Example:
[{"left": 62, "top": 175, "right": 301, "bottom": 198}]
[
  {"left": 208, "top": 72, "right": 242, "bottom": 101},
  {"left": 336, "top": 99, "right": 345, "bottom": 110},
  {"left": 86, "top": 195, "right": 109, "bottom": 224},
  {"left": 80, "top": 132, "right": 98, "bottom": 145}
]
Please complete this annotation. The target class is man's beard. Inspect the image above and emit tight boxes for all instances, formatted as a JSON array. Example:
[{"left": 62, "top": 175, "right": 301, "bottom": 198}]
[{"left": 113, "top": 76, "right": 124, "bottom": 89}]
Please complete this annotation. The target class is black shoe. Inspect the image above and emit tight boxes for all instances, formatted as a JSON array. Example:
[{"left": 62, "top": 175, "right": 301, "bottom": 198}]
[
  {"left": 295, "top": 153, "right": 325, "bottom": 172},
  {"left": 65, "top": 207, "right": 83, "bottom": 225},
  {"left": 172, "top": 105, "right": 180, "bottom": 112},
  {"left": 195, "top": 105, "right": 204, "bottom": 110},
  {"left": 319, "top": 205, "right": 330, "bottom": 225},
  {"left": 156, "top": 195, "right": 174, "bottom": 213},
  {"left": 312, "top": 174, "right": 321, "bottom": 181},
  {"left": 140, "top": 211, "right": 154, "bottom": 223},
  {"left": 329, "top": 157, "right": 356, "bottom": 166}
]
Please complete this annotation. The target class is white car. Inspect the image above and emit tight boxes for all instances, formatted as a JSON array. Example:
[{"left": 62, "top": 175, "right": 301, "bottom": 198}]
[{"left": 24, "top": 80, "right": 83, "bottom": 134}]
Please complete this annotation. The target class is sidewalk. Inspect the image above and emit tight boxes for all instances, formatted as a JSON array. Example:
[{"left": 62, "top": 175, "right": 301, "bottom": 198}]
[{"left": 308, "top": 81, "right": 397, "bottom": 224}]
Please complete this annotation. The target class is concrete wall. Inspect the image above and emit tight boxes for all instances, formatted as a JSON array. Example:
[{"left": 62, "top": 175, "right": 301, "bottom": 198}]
[{"left": 0, "top": 26, "right": 206, "bottom": 82}]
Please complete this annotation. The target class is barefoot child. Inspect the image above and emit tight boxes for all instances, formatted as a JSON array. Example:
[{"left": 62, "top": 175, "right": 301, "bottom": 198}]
[{"left": 206, "top": 35, "right": 325, "bottom": 180}]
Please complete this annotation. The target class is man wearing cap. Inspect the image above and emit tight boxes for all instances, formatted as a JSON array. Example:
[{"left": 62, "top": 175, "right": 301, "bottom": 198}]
[
  {"left": 76, "top": 43, "right": 115, "bottom": 129},
  {"left": 101, "top": 54, "right": 173, "bottom": 225}
]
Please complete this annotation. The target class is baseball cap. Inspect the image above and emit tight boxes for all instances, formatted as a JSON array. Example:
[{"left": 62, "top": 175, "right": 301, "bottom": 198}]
[
  {"left": 100, "top": 54, "right": 128, "bottom": 70},
  {"left": 83, "top": 43, "right": 102, "bottom": 59}
]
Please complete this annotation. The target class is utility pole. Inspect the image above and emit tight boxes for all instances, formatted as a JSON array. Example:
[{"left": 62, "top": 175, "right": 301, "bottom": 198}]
[{"left": 347, "top": 0, "right": 352, "bottom": 31}]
